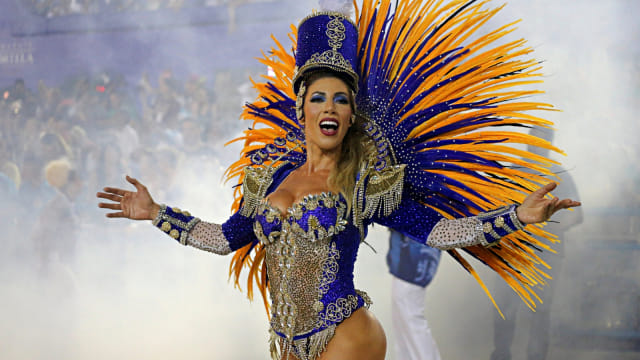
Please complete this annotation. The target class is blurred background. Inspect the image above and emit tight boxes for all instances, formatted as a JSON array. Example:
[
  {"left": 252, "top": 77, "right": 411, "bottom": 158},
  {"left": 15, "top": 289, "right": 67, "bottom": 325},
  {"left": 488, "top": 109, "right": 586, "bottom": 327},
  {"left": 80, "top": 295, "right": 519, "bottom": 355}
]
[{"left": 0, "top": 0, "right": 638, "bottom": 359}]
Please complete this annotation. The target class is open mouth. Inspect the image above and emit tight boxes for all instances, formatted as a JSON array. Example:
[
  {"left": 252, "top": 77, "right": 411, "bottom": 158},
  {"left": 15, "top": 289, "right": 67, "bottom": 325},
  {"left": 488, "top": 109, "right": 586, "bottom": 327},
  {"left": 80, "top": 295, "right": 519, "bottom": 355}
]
[{"left": 319, "top": 119, "right": 339, "bottom": 135}]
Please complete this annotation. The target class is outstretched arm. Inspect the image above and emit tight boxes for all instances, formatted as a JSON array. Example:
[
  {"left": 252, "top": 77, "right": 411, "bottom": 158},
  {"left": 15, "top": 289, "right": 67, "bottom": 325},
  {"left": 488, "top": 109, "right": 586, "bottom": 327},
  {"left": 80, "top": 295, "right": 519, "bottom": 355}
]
[
  {"left": 373, "top": 182, "right": 581, "bottom": 250},
  {"left": 97, "top": 175, "right": 256, "bottom": 255}
]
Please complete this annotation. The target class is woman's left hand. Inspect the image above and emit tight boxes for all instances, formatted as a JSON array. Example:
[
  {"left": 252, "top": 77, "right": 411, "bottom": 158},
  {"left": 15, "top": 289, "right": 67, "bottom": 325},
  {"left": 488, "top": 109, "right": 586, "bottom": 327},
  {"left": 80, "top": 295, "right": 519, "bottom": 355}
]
[{"left": 516, "top": 182, "right": 581, "bottom": 224}]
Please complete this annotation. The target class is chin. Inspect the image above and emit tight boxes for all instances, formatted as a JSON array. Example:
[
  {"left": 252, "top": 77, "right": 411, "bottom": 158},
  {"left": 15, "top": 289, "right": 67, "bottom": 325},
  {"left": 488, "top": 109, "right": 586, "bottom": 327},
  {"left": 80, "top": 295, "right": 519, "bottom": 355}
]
[{"left": 315, "top": 138, "right": 344, "bottom": 152}]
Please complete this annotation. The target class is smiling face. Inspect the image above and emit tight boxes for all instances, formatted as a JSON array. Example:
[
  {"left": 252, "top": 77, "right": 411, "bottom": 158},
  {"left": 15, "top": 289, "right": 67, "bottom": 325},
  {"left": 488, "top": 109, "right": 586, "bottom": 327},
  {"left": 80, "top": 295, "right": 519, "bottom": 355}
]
[{"left": 301, "top": 76, "right": 354, "bottom": 154}]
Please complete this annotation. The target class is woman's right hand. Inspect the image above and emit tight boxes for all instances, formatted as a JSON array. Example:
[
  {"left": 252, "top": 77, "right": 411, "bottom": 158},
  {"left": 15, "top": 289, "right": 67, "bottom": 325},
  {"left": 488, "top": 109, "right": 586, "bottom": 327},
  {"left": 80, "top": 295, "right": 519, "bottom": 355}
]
[{"left": 97, "top": 175, "right": 161, "bottom": 221}]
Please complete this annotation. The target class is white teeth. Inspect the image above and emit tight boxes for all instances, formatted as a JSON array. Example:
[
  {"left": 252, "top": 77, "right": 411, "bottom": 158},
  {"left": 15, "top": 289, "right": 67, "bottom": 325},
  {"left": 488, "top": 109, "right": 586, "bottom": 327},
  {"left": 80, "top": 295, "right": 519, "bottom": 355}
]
[{"left": 320, "top": 120, "right": 338, "bottom": 129}]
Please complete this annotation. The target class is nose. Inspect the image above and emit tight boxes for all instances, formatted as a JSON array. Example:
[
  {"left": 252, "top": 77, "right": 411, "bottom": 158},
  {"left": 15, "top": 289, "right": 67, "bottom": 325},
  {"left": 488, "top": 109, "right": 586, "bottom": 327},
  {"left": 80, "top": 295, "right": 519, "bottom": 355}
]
[{"left": 323, "top": 100, "right": 337, "bottom": 114}]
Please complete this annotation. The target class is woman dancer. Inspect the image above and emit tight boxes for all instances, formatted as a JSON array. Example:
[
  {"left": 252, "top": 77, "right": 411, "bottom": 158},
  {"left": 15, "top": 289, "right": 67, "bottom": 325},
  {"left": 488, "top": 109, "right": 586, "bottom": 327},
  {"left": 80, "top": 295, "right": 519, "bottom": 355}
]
[{"left": 98, "top": 1, "right": 580, "bottom": 359}]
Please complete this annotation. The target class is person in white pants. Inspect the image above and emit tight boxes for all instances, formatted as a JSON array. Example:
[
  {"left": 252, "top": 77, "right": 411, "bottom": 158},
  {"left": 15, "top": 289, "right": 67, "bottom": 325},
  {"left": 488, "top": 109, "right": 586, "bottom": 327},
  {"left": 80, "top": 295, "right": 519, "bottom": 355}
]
[{"left": 387, "top": 228, "right": 442, "bottom": 360}]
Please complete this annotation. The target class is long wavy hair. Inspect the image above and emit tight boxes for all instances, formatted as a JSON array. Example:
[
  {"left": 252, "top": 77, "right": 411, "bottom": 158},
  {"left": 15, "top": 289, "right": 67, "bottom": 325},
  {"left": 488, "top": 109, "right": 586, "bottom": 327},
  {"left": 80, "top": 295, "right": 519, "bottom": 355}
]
[{"left": 299, "top": 70, "right": 372, "bottom": 211}]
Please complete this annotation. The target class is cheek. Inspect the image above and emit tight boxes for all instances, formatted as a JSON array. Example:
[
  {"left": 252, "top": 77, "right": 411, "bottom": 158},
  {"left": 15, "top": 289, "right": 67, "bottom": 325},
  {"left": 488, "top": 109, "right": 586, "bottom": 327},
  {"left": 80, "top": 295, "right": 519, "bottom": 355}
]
[
  {"left": 340, "top": 108, "right": 353, "bottom": 125},
  {"left": 303, "top": 102, "right": 320, "bottom": 119}
]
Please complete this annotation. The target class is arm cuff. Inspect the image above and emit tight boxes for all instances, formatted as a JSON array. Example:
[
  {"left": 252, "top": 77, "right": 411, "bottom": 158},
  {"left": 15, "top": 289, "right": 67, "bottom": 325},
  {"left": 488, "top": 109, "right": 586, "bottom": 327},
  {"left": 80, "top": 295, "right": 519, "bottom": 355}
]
[
  {"left": 476, "top": 204, "right": 525, "bottom": 246},
  {"left": 152, "top": 204, "right": 201, "bottom": 245}
]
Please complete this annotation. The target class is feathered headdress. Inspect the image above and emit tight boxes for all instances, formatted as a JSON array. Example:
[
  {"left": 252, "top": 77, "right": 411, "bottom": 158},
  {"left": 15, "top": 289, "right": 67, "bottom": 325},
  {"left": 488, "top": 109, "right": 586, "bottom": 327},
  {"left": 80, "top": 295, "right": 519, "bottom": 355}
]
[{"left": 225, "top": 0, "right": 562, "bottom": 317}]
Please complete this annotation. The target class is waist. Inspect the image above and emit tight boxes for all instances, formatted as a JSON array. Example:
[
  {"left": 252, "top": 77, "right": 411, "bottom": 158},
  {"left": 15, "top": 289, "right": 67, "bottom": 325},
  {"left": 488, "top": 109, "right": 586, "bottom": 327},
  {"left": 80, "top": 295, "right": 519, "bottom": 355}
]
[{"left": 271, "top": 290, "right": 370, "bottom": 340}]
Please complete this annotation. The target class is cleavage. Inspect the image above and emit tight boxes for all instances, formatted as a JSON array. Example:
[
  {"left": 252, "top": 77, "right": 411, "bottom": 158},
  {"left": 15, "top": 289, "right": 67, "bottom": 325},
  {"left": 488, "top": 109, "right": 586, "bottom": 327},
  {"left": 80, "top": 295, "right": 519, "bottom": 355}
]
[
  {"left": 264, "top": 191, "right": 342, "bottom": 220},
  {"left": 266, "top": 166, "right": 333, "bottom": 217}
]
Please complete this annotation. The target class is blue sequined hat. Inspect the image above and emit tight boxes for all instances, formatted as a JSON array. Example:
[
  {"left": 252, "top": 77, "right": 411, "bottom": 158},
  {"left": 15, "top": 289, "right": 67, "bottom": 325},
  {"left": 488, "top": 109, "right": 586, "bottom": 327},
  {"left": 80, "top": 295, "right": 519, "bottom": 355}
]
[{"left": 293, "top": 12, "right": 359, "bottom": 93}]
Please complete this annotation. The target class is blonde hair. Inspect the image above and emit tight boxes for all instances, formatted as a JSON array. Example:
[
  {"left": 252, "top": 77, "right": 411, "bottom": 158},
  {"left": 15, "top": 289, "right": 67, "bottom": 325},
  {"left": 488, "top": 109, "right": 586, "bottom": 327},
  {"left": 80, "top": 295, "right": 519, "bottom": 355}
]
[
  {"left": 327, "top": 113, "right": 372, "bottom": 211},
  {"left": 44, "top": 157, "right": 72, "bottom": 190},
  {"left": 1, "top": 161, "right": 21, "bottom": 190}
]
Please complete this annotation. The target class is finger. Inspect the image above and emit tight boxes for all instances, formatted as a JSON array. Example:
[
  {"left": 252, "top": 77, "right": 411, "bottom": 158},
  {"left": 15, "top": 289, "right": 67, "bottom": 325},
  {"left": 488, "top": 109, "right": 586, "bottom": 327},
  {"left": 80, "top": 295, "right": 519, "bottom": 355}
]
[
  {"left": 103, "top": 187, "right": 128, "bottom": 196},
  {"left": 532, "top": 182, "right": 557, "bottom": 198},
  {"left": 126, "top": 175, "right": 146, "bottom": 193},
  {"left": 98, "top": 202, "right": 121, "bottom": 210},
  {"left": 96, "top": 192, "right": 123, "bottom": 202},
  {"left": 555, "top": 198, "right": 582, "bottom": 210},
  {"left": 106, "top": 212, "right": 126, "bottom": 218}
]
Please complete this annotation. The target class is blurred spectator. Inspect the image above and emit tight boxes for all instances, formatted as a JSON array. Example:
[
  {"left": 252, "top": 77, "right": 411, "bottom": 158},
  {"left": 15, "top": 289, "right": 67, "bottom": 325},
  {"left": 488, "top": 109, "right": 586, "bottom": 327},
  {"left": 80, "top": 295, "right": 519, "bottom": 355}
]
[
  {"left": 17, "top": 151, "right": 55, "bottom": 215},
  {"left": 0, "top": 161, "right": 21, "bottom": 226},
  {"left": 36, "top": 80, "right": 62, "bottom": 120},
  {"left": 3, "top": 79, "right": 37, "bottom": 117},
  {"left": 1, "top": 161, "right": 21, "bottom": 193},
  {"left": 180, "top": 117, "right": 214, "bottom": 155},
  {"left": 85, "top": 140, "right": 127, "bottom": 199},
  {"left": 19, "top": 117, "right": 43, "bottom": 157},
  {"left": 102, "top": 93, "right": 140, "bottom": 161},
  {"left": 0, "top": 68, "right": 249, "bottom": 231},
  {"left": 37, "top": 131, "right": 71, "bottom": 164},
  {"left": 67, "top": 125, "right": 96, "bottom": 170},
  {"left": 30, "top": 157, "right": 83, "bottom": 275},
  {"left": 137, "top": 70, "right": 183, "bottom": 146},
  {"left": 152, "top": 146, "right": 181, "bottom": 202},
  {"left": 0, "top": 161, "right": 21, "bottom": 264}
]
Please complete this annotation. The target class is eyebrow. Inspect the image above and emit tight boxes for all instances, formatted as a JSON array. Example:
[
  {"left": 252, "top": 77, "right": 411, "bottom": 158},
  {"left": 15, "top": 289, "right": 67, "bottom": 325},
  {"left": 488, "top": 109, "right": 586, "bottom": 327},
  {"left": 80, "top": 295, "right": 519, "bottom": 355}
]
[{"left": 311, "top": 91, "right": 349, "bottom": 96}]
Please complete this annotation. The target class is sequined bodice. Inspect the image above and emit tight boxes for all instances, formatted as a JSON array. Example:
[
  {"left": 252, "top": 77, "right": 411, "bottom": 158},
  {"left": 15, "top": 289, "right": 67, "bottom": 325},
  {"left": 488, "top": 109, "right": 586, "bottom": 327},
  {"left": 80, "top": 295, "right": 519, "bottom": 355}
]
[
  {"left": 253, "top": 192, "right": 368, "bottom": 340},
  {"left": 255, "top": 192, "right": 348, "bottom": 244}
]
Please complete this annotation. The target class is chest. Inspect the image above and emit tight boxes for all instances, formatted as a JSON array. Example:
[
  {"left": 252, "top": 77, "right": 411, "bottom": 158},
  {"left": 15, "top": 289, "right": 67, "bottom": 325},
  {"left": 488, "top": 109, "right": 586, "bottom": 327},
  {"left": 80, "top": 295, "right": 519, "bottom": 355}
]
[
  {"left": 254, "top": 192, "right": 349, "bottom": 244},
  {"left": 265, "top": 168, "right": 333, "bottom": 216}
]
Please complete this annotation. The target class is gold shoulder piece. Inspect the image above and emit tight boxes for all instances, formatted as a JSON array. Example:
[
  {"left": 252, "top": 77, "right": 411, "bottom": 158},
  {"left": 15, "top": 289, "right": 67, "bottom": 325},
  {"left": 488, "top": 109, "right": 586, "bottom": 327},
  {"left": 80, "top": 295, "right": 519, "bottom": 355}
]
[
  {"left": 240, "top": 163, "right": 285, "bottom": 217},
  {"left": 361, "top": 164, "right": 406, "bottom": 219}
]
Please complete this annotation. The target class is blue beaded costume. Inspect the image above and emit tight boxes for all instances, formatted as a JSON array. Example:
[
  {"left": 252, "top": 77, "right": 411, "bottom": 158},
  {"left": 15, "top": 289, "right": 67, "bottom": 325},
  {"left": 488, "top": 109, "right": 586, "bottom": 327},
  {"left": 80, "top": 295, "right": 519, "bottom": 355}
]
[{"left": 153, "top": 1, "right": 563, "bottom": 359}]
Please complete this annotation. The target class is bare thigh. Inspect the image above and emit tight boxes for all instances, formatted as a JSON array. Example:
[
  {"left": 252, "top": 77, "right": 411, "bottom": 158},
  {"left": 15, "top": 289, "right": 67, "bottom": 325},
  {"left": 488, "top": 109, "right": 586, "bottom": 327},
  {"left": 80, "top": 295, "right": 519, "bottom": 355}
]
[
  {"left": 318, "top": 308, "right": 386, "bottom": 360},
  {"left": 276, "top": 309, "right": 386, "bottom": 360}
]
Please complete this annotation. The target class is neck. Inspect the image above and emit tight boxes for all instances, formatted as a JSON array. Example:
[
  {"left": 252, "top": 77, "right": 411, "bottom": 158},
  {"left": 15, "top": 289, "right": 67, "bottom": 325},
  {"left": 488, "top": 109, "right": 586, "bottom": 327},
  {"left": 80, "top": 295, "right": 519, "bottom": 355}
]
[{"left": 303, "top": 143, "right": 341, "bottom": 175}]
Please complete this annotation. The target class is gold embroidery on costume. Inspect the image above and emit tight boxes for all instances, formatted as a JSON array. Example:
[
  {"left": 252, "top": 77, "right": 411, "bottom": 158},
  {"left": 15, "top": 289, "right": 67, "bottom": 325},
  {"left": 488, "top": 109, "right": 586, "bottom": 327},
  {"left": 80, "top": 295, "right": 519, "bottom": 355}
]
[
  {"left": 353, "top": 161, "right": 406, "bottom": 240},
  {"left": 160, "top": 221, "right": 171, "bottom": 232},
  {"left": 296, "top": 83, "right": 306, "bottom": 121},
  {"left": 240, "top": 163, "right": 286, "bottom": 218},
  {"left": 269, "top": 326, "right": 337, "bottom": 360},
  {"left": 356, "top": 289, "right": 373, "bottom": 308},
  {"left": 362, "top": 164, "right": 406, "bottom": 218},
  {"left": 257, "top": 193, "right": 348, "bottom": 242},
  {"left": 317, "top": 294, "right": 359, "bottom": 328},
  {"left": 305, "top": 13, "right": 349, "bottom": 69},
  {"left": 317, "top": 242, "right": 339, "bottom": 296}
]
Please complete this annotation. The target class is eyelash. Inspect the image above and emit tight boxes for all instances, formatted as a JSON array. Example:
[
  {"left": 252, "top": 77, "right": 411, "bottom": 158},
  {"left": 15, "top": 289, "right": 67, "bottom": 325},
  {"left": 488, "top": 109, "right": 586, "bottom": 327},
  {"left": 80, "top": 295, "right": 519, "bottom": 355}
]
[
  {"left": 310, "top": 94, "right": 349, "bottom": 104},
  {"left": 335, "top": 96, "right": 349, "bottom": 104}
]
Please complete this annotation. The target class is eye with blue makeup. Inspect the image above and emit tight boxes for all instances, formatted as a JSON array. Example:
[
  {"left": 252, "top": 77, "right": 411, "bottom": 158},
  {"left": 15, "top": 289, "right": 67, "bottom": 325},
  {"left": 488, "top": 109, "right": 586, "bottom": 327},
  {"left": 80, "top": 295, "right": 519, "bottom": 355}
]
[
  {"left": 310, "top": 93, "right": 326, "bottom": 103},
  {"left": 334, "top": 94, "right": 349, "bottom": 104},
  {"left": 309, "top": 92, "right": 350, "bottom": 104}
]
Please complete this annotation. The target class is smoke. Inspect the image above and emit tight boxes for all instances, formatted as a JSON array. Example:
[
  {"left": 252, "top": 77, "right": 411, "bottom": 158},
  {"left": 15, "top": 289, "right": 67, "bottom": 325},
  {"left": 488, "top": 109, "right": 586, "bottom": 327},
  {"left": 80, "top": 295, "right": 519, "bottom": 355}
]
[{"left": 2, "top": 0, "right": 639, "bottom": 360}]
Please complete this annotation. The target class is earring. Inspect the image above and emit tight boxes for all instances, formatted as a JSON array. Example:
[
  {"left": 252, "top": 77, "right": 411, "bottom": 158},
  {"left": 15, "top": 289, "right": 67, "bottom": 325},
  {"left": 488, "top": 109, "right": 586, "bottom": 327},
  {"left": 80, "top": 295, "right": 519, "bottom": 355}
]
[{"left": 350, "top": 114, "right": 355, "bottom": 125}]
